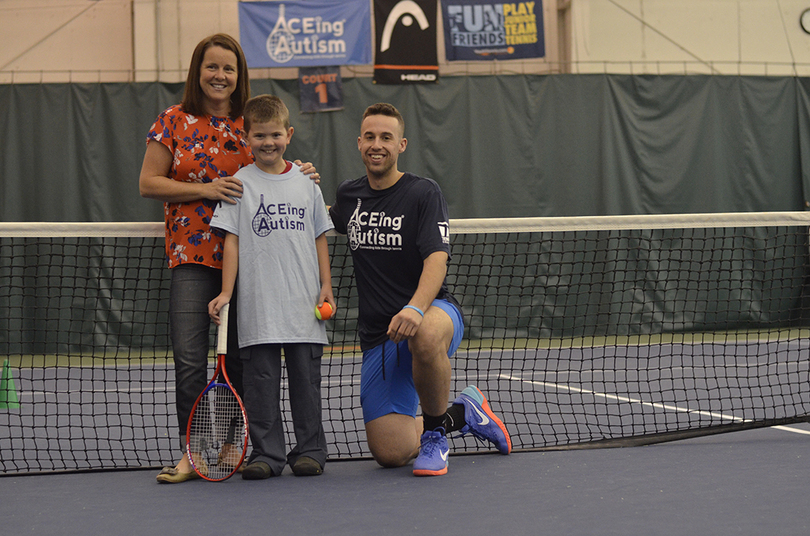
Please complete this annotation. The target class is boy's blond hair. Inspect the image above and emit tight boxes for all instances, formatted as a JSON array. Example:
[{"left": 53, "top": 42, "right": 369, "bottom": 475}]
[{"left": 243, "top": 94, "right": 291, "bottom": 133}]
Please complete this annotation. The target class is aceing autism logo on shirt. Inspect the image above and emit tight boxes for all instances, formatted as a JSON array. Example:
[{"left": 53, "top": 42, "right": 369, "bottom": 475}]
[
  {"left": 347, "top": 198, "right": 405, "bottom": 252},
  {"left": 252, "top": 194, "right": 307, "bottom": 237}
]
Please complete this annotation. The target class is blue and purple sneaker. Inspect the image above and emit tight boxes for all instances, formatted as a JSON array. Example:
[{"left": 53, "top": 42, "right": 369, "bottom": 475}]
[{"left": 454, "top": 385, "right": 512, "bottom": 454}]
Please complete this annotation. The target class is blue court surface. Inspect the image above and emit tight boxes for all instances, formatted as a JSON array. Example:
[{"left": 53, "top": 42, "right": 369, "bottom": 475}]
[
  {"left": 2, "top": 338, "right": 808, "bottom": 535},
  {"left": 4, "top": 339, "right": 809, "bottom": 472},
  {"left": 2, "top": 422, "right": 808, "bottom": 536}
]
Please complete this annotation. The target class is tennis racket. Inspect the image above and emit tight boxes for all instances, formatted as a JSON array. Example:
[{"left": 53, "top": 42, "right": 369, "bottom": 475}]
[{"left": 186, "top": 303, "right": 249, "bottom": 481}]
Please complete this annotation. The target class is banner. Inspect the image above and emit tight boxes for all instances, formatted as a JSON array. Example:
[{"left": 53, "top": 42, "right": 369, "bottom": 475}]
[
  {"left": 442, "top": 0, "right": 545, "bottom": 61},
  {"left": 238, "top": 0, "right": 372, "bottom": 67},
  {"left": 298, "top": 66, "right": 344, "bottom": 113},
  {"left": 373, "top": 0, "right": 438, "bottom": 84}
]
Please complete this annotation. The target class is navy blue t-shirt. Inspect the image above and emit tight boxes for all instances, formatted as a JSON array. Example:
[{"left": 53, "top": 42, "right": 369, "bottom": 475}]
[{"left": 329, "top": 172, "right": 459, "bottom": 349}]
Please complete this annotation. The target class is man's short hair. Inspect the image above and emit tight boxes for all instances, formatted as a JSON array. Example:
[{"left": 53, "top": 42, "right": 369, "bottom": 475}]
[
  {"left": 362, "top": 103, "right": 405, "bottom": 137},
  {"left": 243, "top": 94, "right": 291, "bottom": 133}
]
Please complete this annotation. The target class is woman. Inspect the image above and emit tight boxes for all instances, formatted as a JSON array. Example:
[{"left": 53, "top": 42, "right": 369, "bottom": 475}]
[{"left": 139, "top": 33, "right": 318, "bottom": 483}]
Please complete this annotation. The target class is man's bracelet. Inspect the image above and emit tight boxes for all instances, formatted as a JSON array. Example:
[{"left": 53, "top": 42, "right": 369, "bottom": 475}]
[{"left": 402, "top": 305, "right": 424, "bottom": 317}]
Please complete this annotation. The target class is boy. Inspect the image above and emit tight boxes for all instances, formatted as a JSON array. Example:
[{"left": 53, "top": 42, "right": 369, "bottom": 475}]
[{"left": 209, "top": 95, "right": 334, "bottom": 479}]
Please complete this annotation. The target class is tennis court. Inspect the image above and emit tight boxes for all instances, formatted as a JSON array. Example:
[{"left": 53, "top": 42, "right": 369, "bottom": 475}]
[
  {"left": 3, "top": 342, "right": 810, "bottom": 534},
  {"left": 1, "top": 214, "right": 809, "bottom": 535},
  {"left": 2, "top": 423, "right": 808, "bottom": 536},
  {"left": 3, "top": 332, "right": 809, "bottom": 470}
]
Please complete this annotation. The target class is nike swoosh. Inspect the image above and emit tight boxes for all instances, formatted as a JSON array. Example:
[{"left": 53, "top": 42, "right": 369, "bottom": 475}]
[
  {"left": 471, "top": 404, "right": 490, "bottom": 426},
  {"left": 440, "top": 449, "right": 449, "bottom": 461}
]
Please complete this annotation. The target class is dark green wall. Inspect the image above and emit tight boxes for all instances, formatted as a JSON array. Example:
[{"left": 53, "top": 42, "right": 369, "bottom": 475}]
[{"left": 2, "top": 75, "right": 809, "bottom": 222}]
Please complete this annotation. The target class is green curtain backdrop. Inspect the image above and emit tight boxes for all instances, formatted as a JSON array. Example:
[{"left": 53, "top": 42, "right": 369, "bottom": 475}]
[
  {"left": 1, "top": 74, "right": 809, "bottom": 222},
  {"left": 2, "top": 75, "right": 809, "bottom": 351}
]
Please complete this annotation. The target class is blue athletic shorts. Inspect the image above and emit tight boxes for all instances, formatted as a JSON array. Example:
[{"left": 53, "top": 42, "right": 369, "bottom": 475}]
[{"left": 360, "top": 299, "right": 464, "bottom": 423}]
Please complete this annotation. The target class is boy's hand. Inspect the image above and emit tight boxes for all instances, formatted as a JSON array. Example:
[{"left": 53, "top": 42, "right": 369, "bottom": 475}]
[
  {"left": 208, "top": 295, "right": 231, "bottom": 325},
  {"left": 317, "top": 289, "right": 335, "bottom": 311}
]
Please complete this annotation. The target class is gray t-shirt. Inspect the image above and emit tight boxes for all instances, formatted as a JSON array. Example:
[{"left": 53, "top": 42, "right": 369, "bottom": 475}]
[{"left": 211, "top": 162, "right": 333, "bottom": 347}]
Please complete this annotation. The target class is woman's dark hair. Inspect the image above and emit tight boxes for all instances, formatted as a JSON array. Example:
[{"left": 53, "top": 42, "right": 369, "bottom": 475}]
[{"left": 181, "top": 33, "right": 250, "bottom": 119}]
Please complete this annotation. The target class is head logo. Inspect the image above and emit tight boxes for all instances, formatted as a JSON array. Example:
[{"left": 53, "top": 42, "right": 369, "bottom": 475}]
[
  {"left": 437, "top": 221, "right": 449, "bottom": 244},
  {"left": 381, "top": 1, "right": 430, "bottom": 52},
  {"left": 401, "top": 73, "right": 436, "bottom": 81}
]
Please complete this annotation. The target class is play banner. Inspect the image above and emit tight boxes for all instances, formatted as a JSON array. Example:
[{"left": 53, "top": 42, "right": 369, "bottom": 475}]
[
  {"left": 373, "top": 0, "right": 438, "bottom": 84},
  {"left": 298, "top": 66, "right": 344, "bottom": 113},
  {"left": 238, "top": 0, "right": 372, "bottom": 67},
  {"left": 442, "top": 0, "right": 545, "bottom": 61}
]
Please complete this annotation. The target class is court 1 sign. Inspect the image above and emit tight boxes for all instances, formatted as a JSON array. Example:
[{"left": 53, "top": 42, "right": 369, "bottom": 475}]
[
  {"left": 299, "top": 66, "right": 344, "bottom": 113},
  {"left": 239, "top": 0, "right": 372, "bottom": 67}
]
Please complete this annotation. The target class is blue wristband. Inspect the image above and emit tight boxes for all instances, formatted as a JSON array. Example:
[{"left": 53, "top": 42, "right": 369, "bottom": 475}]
[{"left": 402, "top": 305, "right": 424, "bottom": 317}]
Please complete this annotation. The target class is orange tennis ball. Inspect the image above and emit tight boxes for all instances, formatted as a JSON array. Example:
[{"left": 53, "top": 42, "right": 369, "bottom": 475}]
[{"left": 315, "top": 302, "right": 333, "bottom": 321}]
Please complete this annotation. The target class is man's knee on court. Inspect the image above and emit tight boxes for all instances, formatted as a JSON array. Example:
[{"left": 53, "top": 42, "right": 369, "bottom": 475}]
[
  {"left": 408, "top": 326, "right": 449, "bottom": 361},
  {"left": 370, "top": 445, "right": 413, "bottom": 468},
  {"left": 366, "top": 416, "right": 419, "bottom": 467},
  {"left": 368, "top": 437, "right": 416, "bottom": 468}
]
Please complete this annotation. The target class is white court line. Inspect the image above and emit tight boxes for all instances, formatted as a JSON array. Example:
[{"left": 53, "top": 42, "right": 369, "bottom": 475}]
[
  {"left": 502, "top": 373, "right": 810, "bottom": 436},
  {"left": 20, "top": 386, "right": 175, "bottom": 397},
  {"left": 771, "top": 425, "right": 810, "bottom": 435},
  {"left": 500, "top": 373, "right": 747, "bottom": 422},
  {"left": 18, "top": 376, "right": 362, "bottom": 399}
]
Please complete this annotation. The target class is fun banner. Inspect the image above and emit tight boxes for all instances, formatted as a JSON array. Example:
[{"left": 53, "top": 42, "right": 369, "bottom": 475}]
[
  {"left": 238, "top": 0, "right": 372, "bottom": 67},
  {"left": 442, "top": 0, "right": 545, "bottom": 61},
  {"left": 373, "top": 0, "right": 438, "bottom": 84}
]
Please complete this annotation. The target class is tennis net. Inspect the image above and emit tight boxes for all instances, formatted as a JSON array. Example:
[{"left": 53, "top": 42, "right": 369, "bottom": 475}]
[{"left": 1, "top": 213, "right": 809, "bottom": 474}]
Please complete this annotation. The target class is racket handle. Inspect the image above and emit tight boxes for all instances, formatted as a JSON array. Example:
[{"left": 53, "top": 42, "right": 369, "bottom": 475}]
[{"left": 217, "top": 303, "right": 229, "bottom": 355}]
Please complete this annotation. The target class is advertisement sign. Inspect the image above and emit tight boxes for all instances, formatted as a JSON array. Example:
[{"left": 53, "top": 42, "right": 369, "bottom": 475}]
[
  {"left": 239, "top": 0, "right": 372, "bottom": 67},
  {"left": 373, "top": 0, "right": 438, "bottom": 84},
  {"left": 442, "top": 0, "right": 545, "bottom": 61}
]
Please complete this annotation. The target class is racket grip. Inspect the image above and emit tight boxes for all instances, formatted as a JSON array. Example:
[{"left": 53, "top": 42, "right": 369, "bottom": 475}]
[{"left": 217, "top": 303, "right": 229, "bottom": 355}]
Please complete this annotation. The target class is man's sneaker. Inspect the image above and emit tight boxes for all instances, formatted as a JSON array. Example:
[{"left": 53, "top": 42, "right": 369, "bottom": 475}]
[
  {"left": 454, "top": 385, "right": 512, "bottom": 454},
  {"left": 413, "top": 427, "right": 449, "bottom": 476}
]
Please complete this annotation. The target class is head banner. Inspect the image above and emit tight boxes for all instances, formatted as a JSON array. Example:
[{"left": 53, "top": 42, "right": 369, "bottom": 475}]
[{"left": 373, "top": 0, "right": 438, "bottom": 84}]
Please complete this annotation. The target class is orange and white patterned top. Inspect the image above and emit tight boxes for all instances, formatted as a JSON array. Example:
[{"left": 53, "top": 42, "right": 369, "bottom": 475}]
[{"left": 146, "top": 105, "right": 253, "bottom": 269}]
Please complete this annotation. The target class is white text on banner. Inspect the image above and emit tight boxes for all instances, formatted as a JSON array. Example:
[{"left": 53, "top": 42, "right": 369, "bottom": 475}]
[{"left": 239, "top": 0, "right": 372, "bottom": 68}]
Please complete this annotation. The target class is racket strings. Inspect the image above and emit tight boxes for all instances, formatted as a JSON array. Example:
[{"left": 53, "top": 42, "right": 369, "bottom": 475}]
[{"left": 188, "top": 384, "right": 247, "bottom": 480}]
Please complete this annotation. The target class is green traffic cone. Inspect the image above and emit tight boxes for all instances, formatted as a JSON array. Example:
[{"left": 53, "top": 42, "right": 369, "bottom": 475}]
[{"left": 0, "top": 359, "right": 20, "bottom": 409}]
